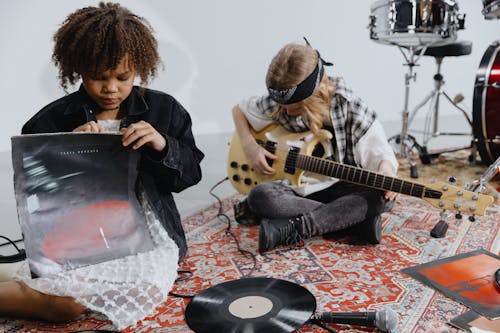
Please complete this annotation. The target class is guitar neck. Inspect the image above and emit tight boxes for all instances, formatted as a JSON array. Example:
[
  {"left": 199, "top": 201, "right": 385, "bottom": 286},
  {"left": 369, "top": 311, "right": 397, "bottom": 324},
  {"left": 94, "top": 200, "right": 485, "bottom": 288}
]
[{"left": 295, "top": 154, "right": 441, "bottom": 199}]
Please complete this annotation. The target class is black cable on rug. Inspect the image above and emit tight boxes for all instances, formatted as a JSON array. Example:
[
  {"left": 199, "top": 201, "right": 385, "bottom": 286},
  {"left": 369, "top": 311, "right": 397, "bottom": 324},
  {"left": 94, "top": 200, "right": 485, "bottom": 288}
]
[
  {"left": 168, "top": 270, "right": 196, "bottom": 298},
  {"left": 0, "top": 235, "right": 26, "bottom": 263},
  {"left": 0, "top": 235, "right": 23, "bottom": 248},
  {"left": 208, "top": 177, "right": 257, "bottom": 278},
  {"left": 169, "top": 177, "right": 258, "bottom": 299}
]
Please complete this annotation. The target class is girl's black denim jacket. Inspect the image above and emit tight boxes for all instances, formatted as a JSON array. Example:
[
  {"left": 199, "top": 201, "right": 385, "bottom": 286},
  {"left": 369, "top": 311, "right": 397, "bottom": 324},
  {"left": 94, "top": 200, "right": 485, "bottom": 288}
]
[{"left": 21, "top": 85, "right": 205, "bottom": 261}]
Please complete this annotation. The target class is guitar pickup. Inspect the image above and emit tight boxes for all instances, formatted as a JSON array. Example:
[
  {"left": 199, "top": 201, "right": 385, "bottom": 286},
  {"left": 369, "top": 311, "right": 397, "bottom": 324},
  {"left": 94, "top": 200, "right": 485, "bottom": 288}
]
[
  {"left": 265, "top": 141, "right": 277, "bottom": 167},
  {"left": 284, "top": 146, "right": 300, "bottom": 174}
]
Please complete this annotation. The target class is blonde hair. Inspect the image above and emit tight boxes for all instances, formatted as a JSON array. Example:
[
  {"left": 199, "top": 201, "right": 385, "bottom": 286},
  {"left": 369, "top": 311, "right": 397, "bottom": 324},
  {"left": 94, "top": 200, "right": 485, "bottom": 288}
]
[{"left": 266, "top": 43, "right": 334, "bottom": 134}]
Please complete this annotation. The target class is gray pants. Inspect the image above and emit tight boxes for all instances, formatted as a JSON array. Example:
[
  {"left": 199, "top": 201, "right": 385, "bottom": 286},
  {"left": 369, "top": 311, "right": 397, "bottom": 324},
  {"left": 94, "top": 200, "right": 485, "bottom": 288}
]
[{"left": 246, "top": 181, "right": 389, "bottom": 238}]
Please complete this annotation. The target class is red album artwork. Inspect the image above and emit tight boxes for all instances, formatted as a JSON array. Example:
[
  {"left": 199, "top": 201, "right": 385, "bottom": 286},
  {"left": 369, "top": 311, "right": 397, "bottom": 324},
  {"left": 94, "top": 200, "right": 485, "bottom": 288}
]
[
  {"left": 402, "top": 249, "right": 500, "bottom": 319},
  {"left": 11, "top": 133, "right": 154, "bottom": 278}
]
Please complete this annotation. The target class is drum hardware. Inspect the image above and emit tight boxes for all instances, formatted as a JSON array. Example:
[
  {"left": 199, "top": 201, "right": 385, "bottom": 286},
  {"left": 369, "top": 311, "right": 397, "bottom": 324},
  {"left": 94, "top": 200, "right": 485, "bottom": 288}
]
[
  {"left": 369, "top": 0, "right": 466, "bottom": 178},
  {"left": 482, "top": 0, "right": 500, "bottom": 19},
  {"left": 406, "top": 41, "right": 475, "bottom": 164},
  {"left": 465, "top": 155, "right": 500, "bottom": 195},
  {"left": 474, "top": 136, "right": 500, "bottom": 144},
  {"left": 387, "top": 45, "right": 430, "bottom": 178}
]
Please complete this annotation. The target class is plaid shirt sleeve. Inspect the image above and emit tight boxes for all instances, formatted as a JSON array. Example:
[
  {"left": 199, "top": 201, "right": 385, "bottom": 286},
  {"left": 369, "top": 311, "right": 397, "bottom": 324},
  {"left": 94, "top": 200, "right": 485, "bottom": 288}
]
[
  {"left": 238, "top": 95, "right": 276, "bottom": 131},
  {"left": 330, "top": 77, "right": 377, "bottom": 166}
]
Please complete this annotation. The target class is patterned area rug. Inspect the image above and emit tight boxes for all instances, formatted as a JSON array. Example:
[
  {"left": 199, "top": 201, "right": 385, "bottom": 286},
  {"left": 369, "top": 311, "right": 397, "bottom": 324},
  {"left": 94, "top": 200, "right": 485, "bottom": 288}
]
[{"left": 1, "top": 149, "right": 499, "bottom": 332}]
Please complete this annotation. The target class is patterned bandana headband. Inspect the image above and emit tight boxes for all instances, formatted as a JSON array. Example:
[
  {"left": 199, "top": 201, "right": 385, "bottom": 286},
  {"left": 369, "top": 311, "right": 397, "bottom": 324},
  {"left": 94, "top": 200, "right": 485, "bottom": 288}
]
[{"left": 268, "top": 41, "right": 333, "bottom": 105}]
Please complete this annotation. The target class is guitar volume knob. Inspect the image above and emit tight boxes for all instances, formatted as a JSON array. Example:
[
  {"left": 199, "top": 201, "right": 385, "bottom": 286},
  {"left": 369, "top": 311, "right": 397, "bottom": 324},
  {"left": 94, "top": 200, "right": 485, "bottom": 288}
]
[
  {"left": 232, "top": 175, "right": 240, "bottom": 181},
  {"left": 244, "top": 178, "right": 252, "bottom": 185},
  {"left": 230, "top": 161, "right": 238, "bottom": 168}
]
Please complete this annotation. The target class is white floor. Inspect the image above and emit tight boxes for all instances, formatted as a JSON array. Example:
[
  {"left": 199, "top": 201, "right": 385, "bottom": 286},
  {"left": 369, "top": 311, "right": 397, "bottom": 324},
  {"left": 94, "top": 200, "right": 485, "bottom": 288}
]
[{"left": 0, "top": 114, "right": 474, "bottom": 255}]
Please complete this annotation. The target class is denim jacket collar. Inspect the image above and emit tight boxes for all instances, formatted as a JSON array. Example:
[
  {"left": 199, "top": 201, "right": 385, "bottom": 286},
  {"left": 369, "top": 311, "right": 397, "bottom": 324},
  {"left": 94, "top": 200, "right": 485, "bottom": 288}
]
[{"left": 63, "top": 85, "right": 149, "bottom": 118}]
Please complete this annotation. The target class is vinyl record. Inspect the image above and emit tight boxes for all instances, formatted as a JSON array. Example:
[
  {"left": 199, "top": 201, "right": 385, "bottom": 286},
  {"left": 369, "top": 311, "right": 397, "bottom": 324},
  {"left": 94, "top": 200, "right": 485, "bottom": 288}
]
[{"left": 185, "top": 277, "right": 316, "bottom": 333}]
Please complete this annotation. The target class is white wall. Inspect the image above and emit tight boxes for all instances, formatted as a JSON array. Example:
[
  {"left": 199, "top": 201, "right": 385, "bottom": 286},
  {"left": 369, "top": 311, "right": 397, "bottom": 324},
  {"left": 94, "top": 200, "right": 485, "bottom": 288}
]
[{"left": 1, "top": 0, "right": 499, "bottom": 152}]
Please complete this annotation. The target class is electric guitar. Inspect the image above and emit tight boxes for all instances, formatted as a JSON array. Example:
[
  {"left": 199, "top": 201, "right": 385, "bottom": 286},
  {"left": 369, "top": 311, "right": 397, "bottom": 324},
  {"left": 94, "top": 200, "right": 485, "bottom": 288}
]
[{"left": 227, "top": 124, "right": 494, "bottom": 215}]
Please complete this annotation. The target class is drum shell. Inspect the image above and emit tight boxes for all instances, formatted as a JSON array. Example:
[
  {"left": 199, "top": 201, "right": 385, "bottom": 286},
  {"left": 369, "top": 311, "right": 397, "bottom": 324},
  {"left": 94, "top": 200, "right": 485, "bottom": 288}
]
[
  {"left": 473, "top": 41, "right": 500, "bottom": 165},
  {"left": 482, "top": 0, "right": 500, "bottom": 19},
  {"left": 369, "top": 0, "right": 459, "bottom": 47}
]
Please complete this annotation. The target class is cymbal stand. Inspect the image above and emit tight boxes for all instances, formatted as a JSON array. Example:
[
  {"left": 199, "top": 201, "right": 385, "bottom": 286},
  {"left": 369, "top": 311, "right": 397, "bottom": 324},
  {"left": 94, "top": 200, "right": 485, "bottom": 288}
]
[
  {"left": 388, "top": 45, "right": 428, "bottom": 178},
  {"left": 465, "top": 155, "right": 500, "bottom": 199}
]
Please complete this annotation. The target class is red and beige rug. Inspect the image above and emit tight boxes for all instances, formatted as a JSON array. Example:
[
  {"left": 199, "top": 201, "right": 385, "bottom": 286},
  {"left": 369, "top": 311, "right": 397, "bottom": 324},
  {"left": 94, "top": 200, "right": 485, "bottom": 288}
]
[{"left": 1, "top": 150, "right": 499, "bottom": 332}]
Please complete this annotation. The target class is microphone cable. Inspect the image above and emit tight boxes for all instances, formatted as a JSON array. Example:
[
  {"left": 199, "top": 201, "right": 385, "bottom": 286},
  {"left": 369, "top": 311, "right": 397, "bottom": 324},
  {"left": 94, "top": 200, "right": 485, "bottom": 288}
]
[{"left": 312, "top": 322, "right": 338, "bottom": 333}]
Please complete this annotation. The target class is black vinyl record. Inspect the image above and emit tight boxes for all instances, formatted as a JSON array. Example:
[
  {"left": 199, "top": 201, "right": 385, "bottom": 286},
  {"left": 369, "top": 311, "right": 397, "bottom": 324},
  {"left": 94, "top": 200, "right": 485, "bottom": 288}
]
[{"left": 185, "top": 277, "right": 316, "bottom": 333}]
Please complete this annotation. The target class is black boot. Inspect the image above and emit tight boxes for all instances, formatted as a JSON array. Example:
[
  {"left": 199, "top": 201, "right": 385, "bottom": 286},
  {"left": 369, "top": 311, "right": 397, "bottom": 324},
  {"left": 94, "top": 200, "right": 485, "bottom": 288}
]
[
  {"left": 355, "top": 215, "right": 382, "bottom": 244},
  {"left": 233, "top": 198, "right": 261, "bottom": 226},
  {"left": 258, "top": 216, "right": 304, "bottom": 253}
]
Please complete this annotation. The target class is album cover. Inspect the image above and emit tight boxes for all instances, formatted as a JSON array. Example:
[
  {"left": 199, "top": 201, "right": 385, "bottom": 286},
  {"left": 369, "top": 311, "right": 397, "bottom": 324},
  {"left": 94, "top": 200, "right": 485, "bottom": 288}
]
[
  {"left": 11, "top": 133, "right": 154, "bottom": 278},
  {"left": 402, "top": 249, "right": 500, "bottom": 319},
  {"left": 449, "top": 310, "right": 500, "bottom": 332}
]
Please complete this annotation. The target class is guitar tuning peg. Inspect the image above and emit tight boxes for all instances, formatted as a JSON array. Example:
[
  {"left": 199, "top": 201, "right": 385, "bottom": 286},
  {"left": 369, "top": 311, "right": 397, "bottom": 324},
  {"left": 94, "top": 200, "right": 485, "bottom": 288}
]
[
  {"left": 468, "top": 215, "right": 476, "bottom": 222},
  {"left": 455, "top": 213, "right": 462, "bottom": 220}
]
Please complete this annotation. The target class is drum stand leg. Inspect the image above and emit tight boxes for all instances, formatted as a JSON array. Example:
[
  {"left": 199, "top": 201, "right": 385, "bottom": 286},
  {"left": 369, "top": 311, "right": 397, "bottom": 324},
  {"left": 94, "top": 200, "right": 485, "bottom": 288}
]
[
  {"left": 407, "top": 57, "right": 474, "bottom": 164},
  {"left": 388, "top": 47, "right": 425, "bottom": 178}
]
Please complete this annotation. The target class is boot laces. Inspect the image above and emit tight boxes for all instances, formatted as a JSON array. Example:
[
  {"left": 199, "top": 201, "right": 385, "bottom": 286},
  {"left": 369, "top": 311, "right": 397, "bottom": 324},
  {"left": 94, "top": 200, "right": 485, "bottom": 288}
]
[{"left": 279, "top": 220, "right": 303, "bottom": 248}]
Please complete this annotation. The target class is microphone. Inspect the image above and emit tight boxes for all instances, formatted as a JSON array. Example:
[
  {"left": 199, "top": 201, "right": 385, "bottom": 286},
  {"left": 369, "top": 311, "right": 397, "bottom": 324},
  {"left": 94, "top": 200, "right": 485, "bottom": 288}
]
[{"left": 312, "top": 306, "right": 398, "bottom": 332}]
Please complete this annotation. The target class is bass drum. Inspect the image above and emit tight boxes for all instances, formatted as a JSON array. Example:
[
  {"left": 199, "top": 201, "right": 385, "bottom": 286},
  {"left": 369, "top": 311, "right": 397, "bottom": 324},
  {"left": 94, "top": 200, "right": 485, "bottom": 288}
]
[{"left": 473, "top": 41, "right": 500, "bottom": 165}]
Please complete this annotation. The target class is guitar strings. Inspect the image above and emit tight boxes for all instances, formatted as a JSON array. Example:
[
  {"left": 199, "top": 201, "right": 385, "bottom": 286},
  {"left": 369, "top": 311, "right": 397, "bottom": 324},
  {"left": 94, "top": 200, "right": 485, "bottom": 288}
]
[{"left": 260, "top": 143, "right": 439, "bottom": 198}]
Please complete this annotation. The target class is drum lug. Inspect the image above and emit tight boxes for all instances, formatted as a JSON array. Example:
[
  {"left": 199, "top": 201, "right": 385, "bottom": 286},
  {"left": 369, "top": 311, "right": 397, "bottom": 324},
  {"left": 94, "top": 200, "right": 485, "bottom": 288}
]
[
  {"left": 368, "top": 14, "right": 377, "bottom": 28},
  {"left": 457, "top": 13, "right": 466, "bottom": 30},
  {"left": 439, "top": 29, "right": 450, "bottom": 38}
]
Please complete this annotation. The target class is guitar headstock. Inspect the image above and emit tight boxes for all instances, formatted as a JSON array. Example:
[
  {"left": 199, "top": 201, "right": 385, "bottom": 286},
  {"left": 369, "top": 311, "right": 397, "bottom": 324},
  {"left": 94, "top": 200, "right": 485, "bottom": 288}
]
[{"left": 423, "top": 181, "right": 494, "bottom": 216}]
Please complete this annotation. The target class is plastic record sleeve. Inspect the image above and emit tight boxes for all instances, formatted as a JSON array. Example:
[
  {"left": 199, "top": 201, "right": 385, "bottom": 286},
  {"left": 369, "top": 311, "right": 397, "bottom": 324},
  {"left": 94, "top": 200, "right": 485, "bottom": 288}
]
[{"left": 185, "top": 277, "right": 317, "bottom": 333}]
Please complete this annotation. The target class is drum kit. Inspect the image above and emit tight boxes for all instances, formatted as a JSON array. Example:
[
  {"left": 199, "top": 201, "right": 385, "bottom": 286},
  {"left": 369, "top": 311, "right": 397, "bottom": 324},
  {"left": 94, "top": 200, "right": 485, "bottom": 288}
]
[{"left": 368, "top": 0, "right": 500, "bottom": 176}]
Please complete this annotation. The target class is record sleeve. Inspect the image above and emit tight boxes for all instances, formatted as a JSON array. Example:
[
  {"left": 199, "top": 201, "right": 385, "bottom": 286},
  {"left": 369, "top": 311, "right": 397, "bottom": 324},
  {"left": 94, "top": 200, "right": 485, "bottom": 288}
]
[{"left": 11, "top": 133, "right": 154, "bottom": 278}]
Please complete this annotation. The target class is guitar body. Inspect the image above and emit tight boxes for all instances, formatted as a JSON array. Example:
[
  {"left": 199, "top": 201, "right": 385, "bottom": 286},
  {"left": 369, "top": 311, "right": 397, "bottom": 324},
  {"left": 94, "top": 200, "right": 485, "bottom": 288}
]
[{"left": 227, "top": 124, "right": 332, "bottom": 195}]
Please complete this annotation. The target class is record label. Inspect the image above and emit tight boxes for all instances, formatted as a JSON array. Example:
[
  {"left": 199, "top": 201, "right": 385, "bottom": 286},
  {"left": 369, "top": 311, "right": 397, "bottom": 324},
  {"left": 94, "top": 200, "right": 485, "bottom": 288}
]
[
  {"left": 185, "top": 277, "right": 316, "bottom": 333},
  {"left": 228, "top": 295, "right": 274, "bottom": 318}
]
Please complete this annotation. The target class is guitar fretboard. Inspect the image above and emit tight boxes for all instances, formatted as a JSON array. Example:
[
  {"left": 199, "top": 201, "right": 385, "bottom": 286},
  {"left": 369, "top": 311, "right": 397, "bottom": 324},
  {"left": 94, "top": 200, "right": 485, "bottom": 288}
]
[{"left": 291, "top": 153, "right": 441, "bottom": 199}]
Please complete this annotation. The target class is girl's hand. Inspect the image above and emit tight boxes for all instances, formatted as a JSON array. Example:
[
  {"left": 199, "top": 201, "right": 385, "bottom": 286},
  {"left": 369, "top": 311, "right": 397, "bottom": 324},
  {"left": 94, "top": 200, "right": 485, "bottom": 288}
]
[
  {"left": 384, "top": 190, "right": 399, "bottom": 201},
  {"left": 244, "top": 141, "right": 276, "bottom": 175},
  {"left": 378, "top": 160, "right": 399, "bottom": 201},
  {"left": 120, "top": 120, "right": 166, "bottom": 152},
  {"left": 73, "top": 121, "right": 105, "bottom": 133}
]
